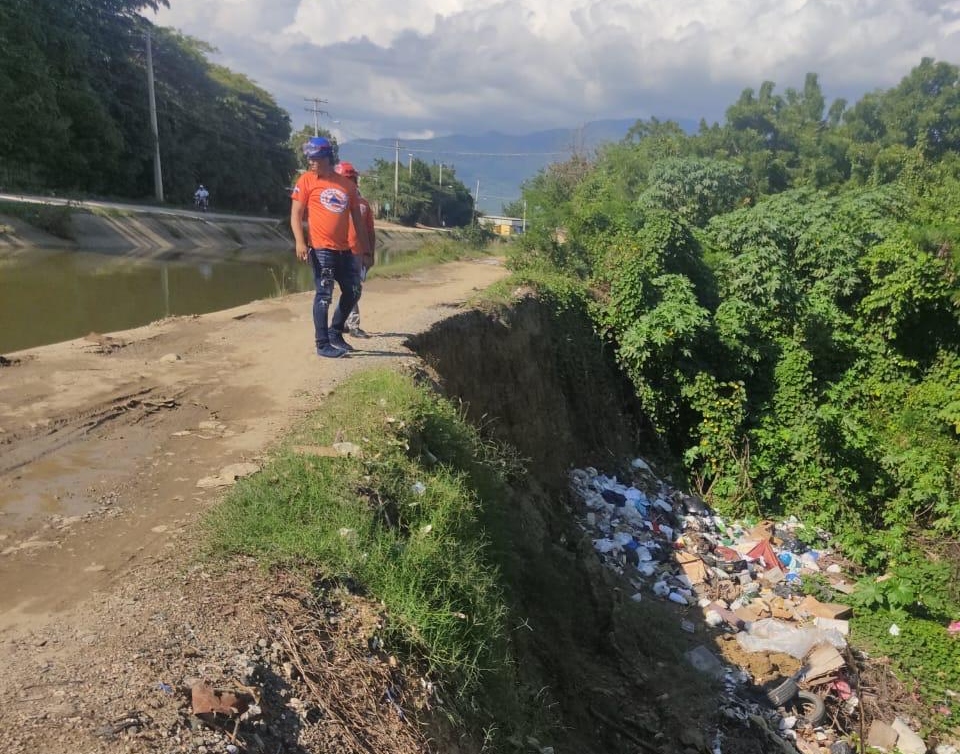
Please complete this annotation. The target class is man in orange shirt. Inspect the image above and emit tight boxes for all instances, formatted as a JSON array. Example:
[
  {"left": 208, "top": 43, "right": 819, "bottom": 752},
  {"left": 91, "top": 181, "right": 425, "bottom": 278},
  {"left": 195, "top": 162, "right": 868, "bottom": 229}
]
[
  {"left": 290, "top": 137, "right": 371, "bottom": 358},
  {"left": 335, "top": 161, "right": 375, "bottom": 338}
]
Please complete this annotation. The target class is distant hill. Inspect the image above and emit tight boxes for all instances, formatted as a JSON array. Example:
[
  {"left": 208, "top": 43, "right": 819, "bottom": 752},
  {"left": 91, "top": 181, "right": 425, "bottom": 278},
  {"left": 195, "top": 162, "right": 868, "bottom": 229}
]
[{"left": 339, "top": 117, "right": 696, "bottom": 214}]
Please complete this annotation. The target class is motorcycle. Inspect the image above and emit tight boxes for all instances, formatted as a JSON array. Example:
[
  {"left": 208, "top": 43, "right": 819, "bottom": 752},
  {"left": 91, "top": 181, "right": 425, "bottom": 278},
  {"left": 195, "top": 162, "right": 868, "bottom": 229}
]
[{"left": 194, "top": 195, "right": 209, "bottom": 212}]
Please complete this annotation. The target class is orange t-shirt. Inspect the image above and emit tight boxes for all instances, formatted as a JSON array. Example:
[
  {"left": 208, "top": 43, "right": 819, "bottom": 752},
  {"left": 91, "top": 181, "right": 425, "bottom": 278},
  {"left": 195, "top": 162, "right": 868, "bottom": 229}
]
[
  {"left": 290, "top": 171, "right": 359, "bottom": 251},
  {"left": 347, "top": 195, "right": 375, "bottom": 255}
]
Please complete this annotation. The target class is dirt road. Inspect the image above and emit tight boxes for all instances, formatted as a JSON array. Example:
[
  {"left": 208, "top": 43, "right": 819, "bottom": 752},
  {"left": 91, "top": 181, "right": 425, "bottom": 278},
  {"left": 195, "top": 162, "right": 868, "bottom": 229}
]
[{"left": 0, "top": 258, "right": 507, "bottom": 637}]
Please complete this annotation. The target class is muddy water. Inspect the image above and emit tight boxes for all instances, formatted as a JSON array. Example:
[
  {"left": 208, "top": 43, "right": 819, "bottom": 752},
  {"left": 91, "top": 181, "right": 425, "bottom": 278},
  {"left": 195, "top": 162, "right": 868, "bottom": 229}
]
[{"left": 0, "top": 246, "right": 404, "bottom": 353}]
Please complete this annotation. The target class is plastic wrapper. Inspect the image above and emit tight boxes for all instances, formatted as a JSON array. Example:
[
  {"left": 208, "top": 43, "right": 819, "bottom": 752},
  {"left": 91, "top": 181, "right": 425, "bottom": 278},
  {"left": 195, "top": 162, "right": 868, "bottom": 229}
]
[{"left": 735, "top": 618, "right": 846, "bottom": 659}]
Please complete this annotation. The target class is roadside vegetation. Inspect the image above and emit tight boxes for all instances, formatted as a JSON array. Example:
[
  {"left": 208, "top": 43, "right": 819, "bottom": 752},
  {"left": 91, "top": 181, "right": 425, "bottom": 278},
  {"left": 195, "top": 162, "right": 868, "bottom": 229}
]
[
  {"left": 0, "top": 200, "right": 77, "bottom": 240},
  {"left": 368, "top": 231, "right": 498, "bottom": 279},
  {"left": 206, "top": 370, "right": 536, "bottom": 736},
  {"left": 504, "top": 58, "right": 960, "bottom": 720}
]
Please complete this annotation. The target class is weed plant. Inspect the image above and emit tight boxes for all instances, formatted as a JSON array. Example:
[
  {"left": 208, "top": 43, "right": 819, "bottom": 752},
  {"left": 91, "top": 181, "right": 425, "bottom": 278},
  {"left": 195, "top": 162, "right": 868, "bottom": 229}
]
[
  {"left": 206, "top": 369, "right": 512, "bottom": 695},
  {"left": 0, "top": 200, "right": 75, "bottom": 240}
]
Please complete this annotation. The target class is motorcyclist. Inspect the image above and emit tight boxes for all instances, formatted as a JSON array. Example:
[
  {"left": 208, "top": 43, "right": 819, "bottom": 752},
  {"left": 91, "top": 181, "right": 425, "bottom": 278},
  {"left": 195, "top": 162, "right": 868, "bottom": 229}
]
[{"left": 194, "top": 184, "right": 210, "bottom": 211}]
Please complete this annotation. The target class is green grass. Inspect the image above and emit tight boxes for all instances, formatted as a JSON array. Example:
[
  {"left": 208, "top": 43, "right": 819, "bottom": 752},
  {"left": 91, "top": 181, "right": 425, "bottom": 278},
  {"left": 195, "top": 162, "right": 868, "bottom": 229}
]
[
  {"left": 0, "top": 200, "right": 76, "bottom": 240},
  {"left": 852, "top": 607, "right": 960, "bottom": 732},
  {"left": 88, "top": 205, "right": 133, "bottom": 219},
  {"left": 370, "top": 238, "right": 497, "bottom": 279},
  {"left": 205, "top": 369, "right": 514, "bottom": 692}
]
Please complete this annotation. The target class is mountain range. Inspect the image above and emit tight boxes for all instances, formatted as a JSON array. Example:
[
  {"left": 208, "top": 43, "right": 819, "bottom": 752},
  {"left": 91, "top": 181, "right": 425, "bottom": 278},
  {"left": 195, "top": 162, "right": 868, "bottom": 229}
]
[{"left": 339, "top": 117, "right": 694, "bottom": 215}]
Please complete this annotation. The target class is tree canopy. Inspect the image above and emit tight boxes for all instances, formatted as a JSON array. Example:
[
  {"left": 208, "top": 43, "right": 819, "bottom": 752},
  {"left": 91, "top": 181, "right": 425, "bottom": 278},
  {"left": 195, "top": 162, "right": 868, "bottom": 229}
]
[
  {"left": 359, "top": 157, "right": 475, "bottom": 227},
  {"left": 512, "top": 58, "right": 960, "bottom": 708},
  {"left": 0, "top": 0, "right": 295, "bottom": 212}
]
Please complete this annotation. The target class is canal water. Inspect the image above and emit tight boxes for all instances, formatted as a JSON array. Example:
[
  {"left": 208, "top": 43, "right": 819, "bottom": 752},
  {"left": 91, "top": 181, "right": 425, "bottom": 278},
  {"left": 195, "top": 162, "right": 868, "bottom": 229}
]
[{"left": 0, "top": 247, "right": 326, "bottom": 354}]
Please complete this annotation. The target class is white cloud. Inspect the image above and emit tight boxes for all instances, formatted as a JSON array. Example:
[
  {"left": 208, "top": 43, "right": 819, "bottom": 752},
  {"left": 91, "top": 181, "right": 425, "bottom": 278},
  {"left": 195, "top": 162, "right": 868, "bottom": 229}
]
[{"left": 150, "top": 0, "right": 960, "bottom": 138}]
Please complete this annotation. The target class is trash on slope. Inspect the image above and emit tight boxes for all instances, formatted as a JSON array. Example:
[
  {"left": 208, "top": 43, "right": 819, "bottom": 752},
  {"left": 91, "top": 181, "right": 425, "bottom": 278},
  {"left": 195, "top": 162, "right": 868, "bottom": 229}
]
[{"left": 568, "top": 457, "right": 943, "bottom": 754}]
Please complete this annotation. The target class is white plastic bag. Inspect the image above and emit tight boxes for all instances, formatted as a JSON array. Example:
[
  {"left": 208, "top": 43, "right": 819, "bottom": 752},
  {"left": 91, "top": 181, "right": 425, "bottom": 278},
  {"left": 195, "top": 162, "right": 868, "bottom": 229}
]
[{"left": 736, "top": 618, "right": 846, "bottom": 658}]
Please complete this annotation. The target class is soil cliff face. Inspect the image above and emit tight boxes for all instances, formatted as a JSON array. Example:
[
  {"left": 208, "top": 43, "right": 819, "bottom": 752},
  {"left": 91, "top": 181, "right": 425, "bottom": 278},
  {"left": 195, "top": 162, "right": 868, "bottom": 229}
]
[
  {"left": 409, "top": 295, "right": 644, "bottom": 487},
  {"left": 409, "top": 296, "right": 755, "bottom": 754}
]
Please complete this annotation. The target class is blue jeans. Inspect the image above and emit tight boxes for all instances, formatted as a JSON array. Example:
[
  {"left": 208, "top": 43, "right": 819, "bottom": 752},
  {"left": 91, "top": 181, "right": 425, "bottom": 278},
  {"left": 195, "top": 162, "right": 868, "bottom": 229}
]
[
  {"left": 346, "top": 265, "right": 367, "bottom": 329},
  {"left": 309, "top": 248, "right": 362, "bottom": 347}
]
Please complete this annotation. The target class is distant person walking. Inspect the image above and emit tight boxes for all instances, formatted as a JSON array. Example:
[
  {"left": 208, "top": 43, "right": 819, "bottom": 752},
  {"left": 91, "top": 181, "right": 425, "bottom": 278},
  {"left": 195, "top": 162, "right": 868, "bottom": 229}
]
[
  {"left": 194, "top": 184, "right": 209, "bottom": 211},
  {"left": 290, "top": 137, "right": 371, "bottom": 358},
  {"left": 335, "top": 161, "right": 375, "bottom": 338}
]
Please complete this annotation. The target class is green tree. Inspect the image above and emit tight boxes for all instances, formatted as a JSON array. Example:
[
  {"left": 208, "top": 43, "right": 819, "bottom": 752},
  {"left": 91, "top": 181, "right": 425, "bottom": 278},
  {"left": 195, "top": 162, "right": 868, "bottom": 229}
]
[
  {"left": 638, "top": 157, "right": 748, "bottom": 227},
  {"left": 0, "top": 0, "right": 295, "bottom": 212},
  {"left": 359, "top": 157, "right": 473, "bottom": 226}
]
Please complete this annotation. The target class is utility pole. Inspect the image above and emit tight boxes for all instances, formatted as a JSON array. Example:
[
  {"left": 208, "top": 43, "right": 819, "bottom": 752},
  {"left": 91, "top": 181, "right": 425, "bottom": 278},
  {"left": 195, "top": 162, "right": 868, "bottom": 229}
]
[
  {"left": 408, "top": 153, "right": 413, "bottom": 176},
  {"left": 303, "top": 97, "right": 329, "bottom": 136},
  {"left": 393, "top": 140, "right": 400, "bottom": 220},
  {"left": 438, "top": 163, "right": 443, "bottom": 186},
  {"left": 145, "top": 30, "right": 163, "bottom": 202},
  {"left": 474, "top": 179, "right": 480, "bottom": 224},
  {"left": 522, "top": 200, "right": 527, "bottom": 233}
]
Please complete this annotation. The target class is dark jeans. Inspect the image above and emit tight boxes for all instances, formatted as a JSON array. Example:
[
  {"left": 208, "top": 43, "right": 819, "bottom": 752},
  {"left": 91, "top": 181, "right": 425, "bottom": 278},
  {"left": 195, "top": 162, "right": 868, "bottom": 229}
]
[{"left": 309, "top": 248, "right": 362, "bottom": 347}]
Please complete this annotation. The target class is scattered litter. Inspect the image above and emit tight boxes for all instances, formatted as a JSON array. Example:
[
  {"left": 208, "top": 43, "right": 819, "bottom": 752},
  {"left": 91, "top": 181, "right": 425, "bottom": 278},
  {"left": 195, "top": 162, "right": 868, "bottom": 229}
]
[
  {"left": 891, "top": 718, "right": 926, "bottom": 754},
  {"left": 802, "top": 643, "right": 846, "bottom": 683},
  {"left": 189, "top": 679, "right": 256, "bottom": 719},
  {"left": 866, "top": 719, "right": 899, "bottom": 751},
  {"left": 737, "top": 618, "right": 845, "bottom": 659},
  {"left": 685, "top": 645, "right": 726, "bottom": 679},
  {"left": 332, "top": 441, "right": 363, "bottom": 457},
  {"left": 567, "top": 456, "right": 888, "bottom": 752}
]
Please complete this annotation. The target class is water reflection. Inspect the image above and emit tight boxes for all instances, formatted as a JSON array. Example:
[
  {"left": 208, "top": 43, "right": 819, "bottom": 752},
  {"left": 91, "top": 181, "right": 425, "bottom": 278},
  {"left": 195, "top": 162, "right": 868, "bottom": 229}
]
[{"left": 0, "top": 248, "right": 316, "bottom": 353}]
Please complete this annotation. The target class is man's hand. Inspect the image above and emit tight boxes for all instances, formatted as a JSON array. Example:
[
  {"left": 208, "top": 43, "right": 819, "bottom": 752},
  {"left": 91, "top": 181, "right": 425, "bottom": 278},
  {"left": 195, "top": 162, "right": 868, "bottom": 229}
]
[{"left": 290, "top": 199, "right": 309, "bottom": 261}]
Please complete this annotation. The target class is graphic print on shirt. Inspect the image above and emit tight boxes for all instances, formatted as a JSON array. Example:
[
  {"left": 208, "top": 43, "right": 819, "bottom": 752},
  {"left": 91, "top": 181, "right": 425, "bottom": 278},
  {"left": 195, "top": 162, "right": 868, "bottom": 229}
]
[{"left": 319, "top": 187, "right": 349, "bottom": 213}]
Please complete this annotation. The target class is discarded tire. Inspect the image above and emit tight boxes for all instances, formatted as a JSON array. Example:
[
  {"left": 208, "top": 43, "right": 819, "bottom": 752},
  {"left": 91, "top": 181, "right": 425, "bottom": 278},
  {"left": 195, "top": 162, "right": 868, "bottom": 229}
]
[
  {"left": 793, "top": 690, "right": 826, "bottom": 726},
  {"left": 765, "top": 678, "right": 798, "bottom": 707}
]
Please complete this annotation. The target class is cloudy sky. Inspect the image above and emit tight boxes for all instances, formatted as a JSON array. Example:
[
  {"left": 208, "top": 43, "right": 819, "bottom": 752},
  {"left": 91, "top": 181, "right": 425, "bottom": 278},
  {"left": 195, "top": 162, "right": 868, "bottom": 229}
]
[{"left": 151, "top": 0, "right": 960, "bottom": 142}]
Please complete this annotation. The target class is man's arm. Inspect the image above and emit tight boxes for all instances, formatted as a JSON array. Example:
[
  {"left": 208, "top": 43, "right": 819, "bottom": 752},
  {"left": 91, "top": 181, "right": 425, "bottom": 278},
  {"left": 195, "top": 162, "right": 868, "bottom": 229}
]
[
  {"left": 290, "top": 199, "right": 309, "bottom": 261},
  {"left": 364, "top": 208, "right": 376, "bottom": 268},
  {"left": 349, "top": 202, "right": 370, "bottom": 261}
]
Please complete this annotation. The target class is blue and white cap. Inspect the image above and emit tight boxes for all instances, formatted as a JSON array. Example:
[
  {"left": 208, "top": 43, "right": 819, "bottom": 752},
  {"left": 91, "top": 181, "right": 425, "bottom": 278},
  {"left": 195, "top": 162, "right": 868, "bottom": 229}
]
[{"left": 303, "top": 137, "right": 333, "bottom": 160}]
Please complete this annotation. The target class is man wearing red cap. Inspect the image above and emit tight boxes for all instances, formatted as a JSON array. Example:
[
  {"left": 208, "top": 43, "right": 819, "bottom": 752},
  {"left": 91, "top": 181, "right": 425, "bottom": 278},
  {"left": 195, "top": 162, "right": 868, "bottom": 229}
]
[
  {"left": 290, "top": 138, "right": 371, "bottom": 358},
  {"left": 335, "top": 161, "right": 375, "bottom": 337}
]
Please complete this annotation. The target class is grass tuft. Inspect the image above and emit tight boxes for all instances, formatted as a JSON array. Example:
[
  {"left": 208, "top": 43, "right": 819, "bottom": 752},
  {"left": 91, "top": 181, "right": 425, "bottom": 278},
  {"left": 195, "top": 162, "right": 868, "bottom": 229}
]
[
  {"left": 0, "top": 200, "right": 76, "bottom": 240},
  {"left": 206, "top": 369, "right": 512, "bottom": 693}
]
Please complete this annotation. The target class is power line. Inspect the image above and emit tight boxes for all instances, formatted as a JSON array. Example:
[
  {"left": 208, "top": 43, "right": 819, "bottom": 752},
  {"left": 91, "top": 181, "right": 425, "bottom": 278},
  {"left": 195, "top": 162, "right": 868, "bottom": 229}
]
[{"left": 304, "top": 97, "right": 329, "bottom": 137}]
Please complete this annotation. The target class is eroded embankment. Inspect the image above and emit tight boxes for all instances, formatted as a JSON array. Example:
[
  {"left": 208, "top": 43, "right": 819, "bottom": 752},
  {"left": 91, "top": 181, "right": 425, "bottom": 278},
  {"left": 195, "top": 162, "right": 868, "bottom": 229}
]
[{"left": 408, "top": 296, "right": 771, "bottom": 754}]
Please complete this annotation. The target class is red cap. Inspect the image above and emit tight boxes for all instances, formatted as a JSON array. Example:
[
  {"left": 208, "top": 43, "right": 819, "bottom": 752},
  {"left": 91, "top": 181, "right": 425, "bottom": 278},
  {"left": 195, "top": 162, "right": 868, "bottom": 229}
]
[{"left": 335, "top": 161, "right": 358, "bottom": 179}]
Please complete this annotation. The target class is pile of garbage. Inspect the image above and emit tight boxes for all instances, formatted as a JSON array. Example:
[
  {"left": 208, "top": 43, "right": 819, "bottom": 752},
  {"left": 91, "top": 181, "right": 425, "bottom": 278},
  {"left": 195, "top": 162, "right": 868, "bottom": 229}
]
[{"left": 568, "top": 457, "right": 938, "bottom": 754}]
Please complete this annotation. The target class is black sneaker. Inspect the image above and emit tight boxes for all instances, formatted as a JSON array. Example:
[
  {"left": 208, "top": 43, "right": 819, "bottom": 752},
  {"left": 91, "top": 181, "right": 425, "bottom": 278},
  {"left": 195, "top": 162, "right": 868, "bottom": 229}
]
[
  {"left": 317, "top": 344, "right": 346, "bottom": 358},
  {"left": 349, "top": 327, "right": 371, "bottom": 339},
  {"left": 329, "top": 333, "right": 355, "bottom": 352}
]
